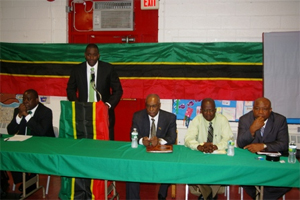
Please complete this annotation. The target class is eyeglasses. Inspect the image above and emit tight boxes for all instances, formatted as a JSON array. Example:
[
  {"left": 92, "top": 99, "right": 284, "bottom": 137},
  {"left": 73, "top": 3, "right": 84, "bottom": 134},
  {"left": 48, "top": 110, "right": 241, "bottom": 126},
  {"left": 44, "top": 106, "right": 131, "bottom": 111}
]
[{"left": 146, "top": 104, "right": 159, "bottom": 109}]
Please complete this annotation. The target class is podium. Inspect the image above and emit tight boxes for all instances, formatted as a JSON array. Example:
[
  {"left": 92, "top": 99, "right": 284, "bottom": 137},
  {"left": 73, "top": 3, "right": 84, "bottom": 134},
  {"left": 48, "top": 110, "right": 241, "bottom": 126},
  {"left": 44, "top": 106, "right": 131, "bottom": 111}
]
[{"left": 58, "top": 101, "right": 118, "bottom": 200}]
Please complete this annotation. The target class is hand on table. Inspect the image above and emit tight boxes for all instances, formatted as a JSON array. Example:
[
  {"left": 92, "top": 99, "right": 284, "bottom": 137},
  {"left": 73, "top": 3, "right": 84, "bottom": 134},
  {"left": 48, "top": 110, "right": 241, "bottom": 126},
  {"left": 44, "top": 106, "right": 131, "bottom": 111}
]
[
  {"left": 142, "top": 136, "right": 159, "bottom": 147},
  {"left": 142, "top": 137, "right": 151, "bottom": 146},
  {"left": 197, "top": 142, "right": 218, "bottom": 153},
  {"left": 244, "top": 143, "right": 264, "bottom": 153},
  {"left": 150, "top": 136, "right": 159, "bottom": 147}
]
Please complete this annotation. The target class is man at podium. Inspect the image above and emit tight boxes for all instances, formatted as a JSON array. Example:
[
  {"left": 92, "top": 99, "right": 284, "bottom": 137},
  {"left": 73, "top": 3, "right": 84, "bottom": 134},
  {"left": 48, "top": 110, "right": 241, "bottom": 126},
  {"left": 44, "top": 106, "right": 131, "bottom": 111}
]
[{"left": 66, "top": 43, "right": 123, "bottom": 141}]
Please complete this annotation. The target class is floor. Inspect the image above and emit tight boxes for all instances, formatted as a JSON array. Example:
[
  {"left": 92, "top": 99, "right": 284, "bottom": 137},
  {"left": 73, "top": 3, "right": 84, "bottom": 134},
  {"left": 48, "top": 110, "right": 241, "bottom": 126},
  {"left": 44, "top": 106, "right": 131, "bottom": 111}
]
[{"left": 2, "top": 172, "right": 300, "bottom": 200}]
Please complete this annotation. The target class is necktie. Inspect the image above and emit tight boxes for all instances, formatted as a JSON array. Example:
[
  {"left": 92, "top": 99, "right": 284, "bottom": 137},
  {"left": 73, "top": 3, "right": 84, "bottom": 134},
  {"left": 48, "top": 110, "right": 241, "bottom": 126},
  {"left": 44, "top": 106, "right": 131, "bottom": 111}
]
[
  {"left": 89, "top": 68, "right": 95, "bottom": 102},
  {"left": 151, "top": 118, "right": 156, "bottom": 138},
  {"left": 260, "top": 126, "right": 265, "bottom": 137},
  {"left": 207, "top": 122, "right": 213, "bottom": 143}
]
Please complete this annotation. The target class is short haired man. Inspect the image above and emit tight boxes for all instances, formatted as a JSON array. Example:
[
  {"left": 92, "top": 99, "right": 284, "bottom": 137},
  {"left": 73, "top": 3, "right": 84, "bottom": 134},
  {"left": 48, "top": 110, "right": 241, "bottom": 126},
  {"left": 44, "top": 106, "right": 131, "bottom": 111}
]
[
  {"left": 7, "top": 89, "right": 55, "bottom": 195},
  {"left": 237, "top": 97, "right": 291, "bottom": 199},
  {"left": 184, "top": 98, "right": 233, "bottom": 200},
  {"left": 66, "top": 43, "right": 123, "bottom": 141},
  {"left": 126, "top": 94, "right": 177, "bottom": 200}
]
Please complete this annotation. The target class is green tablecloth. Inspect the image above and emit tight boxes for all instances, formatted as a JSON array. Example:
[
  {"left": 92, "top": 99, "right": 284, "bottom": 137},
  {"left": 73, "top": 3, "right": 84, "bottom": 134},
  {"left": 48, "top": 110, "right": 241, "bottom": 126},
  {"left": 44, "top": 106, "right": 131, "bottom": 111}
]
[{"left": 1, "top": 135, "right": 299, "bottom": 187}]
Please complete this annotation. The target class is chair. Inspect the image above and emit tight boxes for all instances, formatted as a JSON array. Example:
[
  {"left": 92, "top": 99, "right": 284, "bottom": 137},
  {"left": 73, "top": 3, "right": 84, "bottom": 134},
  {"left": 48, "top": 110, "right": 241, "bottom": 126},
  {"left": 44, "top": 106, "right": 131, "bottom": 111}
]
[
  {"left": 14, "top": 173, "right": 45, "bottom": 199},
  {"left": 239, "top": 186, "right": 285, "bottom": 200},
  {"left": 185, "top": 184, "right": 227, "bottom": 200}
]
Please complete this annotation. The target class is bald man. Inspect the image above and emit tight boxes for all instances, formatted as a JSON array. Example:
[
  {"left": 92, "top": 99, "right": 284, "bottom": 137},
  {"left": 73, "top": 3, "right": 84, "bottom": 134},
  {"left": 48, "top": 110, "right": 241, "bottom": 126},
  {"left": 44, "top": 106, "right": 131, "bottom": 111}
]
[{"left": 237, "top": 97, "right": 291, "bottom": 199}]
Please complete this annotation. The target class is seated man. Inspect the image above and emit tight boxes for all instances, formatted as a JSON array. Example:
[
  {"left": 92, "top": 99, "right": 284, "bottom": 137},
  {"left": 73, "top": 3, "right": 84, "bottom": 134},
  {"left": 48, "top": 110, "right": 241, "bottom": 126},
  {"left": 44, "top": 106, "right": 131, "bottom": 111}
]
[
  {"left": 126, "top": 94, "right": 177, "bottom": 200},
  {"left": 237, "top": 97, "right": 291, "bottom": 199},
  {"left": 7, "top": 89, "right": 55, "bottom": 195},
  {"left": 184, "top": 98, "right": 233, "bottom": 200}
]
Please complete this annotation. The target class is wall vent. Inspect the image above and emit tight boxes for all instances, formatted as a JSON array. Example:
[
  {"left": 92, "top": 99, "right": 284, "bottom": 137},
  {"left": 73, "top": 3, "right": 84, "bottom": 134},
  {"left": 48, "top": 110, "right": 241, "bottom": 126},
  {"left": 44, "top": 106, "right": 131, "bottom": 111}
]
[{"left": 93, "top": 0, "right": 134, "bottom": 31}]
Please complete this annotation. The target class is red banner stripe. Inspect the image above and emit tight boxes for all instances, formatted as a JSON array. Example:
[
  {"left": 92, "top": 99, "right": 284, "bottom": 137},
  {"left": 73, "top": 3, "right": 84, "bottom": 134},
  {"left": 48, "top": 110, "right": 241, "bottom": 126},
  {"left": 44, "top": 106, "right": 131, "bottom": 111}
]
[{"left": 0, "top": 75, "right": 262, "bottom": 100}]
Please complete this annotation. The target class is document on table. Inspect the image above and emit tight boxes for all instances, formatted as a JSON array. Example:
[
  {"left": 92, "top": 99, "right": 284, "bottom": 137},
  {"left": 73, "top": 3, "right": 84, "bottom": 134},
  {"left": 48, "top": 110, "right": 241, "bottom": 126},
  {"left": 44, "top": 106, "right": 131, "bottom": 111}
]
[
  {"left": 203, "top": 150, "right": 227, "bottom": 154},
  {"left": 4, "top": 135, "right": 32, "bottom": 142},
  {"left": 257, "top": 151, "right": 281, "bottom": 156}
]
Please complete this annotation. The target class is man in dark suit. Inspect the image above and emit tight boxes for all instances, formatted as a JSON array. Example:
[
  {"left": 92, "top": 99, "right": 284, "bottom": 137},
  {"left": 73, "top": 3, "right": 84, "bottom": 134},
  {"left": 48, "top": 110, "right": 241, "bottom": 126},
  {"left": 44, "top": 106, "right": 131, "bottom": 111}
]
[
  {"left": 126, "top": 94, "right": 177, "bottom": 200},
  {"left": 7, "top": 89, "right": 55, "bottom": 194},
  {"left": 237, "top": 97, "right": 291, "bottom": 199},
  {"left": 66, "top": 43, "right": 123, "bottom": 140}
]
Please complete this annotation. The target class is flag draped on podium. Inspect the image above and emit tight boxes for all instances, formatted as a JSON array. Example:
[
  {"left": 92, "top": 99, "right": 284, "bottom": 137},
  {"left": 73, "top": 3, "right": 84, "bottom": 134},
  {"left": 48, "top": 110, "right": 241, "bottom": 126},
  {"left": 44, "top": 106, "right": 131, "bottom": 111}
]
[{"left": 58, "top": 101, "right": 111, "bottom": 200}]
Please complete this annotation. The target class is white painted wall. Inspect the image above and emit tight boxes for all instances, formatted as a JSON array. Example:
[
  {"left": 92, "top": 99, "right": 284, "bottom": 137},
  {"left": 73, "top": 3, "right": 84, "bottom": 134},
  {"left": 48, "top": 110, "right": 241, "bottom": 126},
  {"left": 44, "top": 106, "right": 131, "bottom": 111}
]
[
  {"left": 0, "top": 0, "right": 67, "bottom": 43},
  {"left": 1, "top": 0, "right": 299, "bottom": 43},
  {"left": 158, "top": 0, "right": 300, "bottom": 42},
  {"left": 0, "top": 0, "right": 299, "bottom": 139}
]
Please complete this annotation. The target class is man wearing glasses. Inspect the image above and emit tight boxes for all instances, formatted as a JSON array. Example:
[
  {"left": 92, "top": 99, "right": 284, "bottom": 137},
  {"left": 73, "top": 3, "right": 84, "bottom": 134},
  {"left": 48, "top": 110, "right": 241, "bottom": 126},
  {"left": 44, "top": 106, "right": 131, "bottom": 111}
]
[{"left": 126, "top": 94, "right": 177, "bottom": 200}]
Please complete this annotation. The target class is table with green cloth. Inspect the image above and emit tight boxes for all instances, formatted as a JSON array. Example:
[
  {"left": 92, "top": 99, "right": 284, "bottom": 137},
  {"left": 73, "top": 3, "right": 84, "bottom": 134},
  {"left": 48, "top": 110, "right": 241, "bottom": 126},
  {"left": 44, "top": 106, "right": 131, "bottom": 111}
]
[{"left": 0, "top": 135, "right": 299, "bottom": 188}]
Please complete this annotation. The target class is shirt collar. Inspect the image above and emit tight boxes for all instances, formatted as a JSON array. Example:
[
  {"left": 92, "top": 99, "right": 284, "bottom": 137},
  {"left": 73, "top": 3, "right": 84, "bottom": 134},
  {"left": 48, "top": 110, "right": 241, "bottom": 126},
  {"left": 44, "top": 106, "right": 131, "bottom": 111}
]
[
  {"left": 28, "top": 103, "right": 39, "bottom": 116},
  {"left": 202, "top": 113, "right": 217, "bottom": 125},
  {"left": 148, "top": 111, "right": 160, "bottom": 121},
  {"left": 86, "top": 61, "right": 98, "bottom": 69}
]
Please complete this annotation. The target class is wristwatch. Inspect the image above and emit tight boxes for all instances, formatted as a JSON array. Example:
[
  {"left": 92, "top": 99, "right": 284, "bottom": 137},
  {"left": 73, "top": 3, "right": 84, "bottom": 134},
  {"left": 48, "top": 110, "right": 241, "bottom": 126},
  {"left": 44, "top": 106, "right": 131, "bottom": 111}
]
[{"left": 263, "top": 144, "right": 267, "bottom": 149}]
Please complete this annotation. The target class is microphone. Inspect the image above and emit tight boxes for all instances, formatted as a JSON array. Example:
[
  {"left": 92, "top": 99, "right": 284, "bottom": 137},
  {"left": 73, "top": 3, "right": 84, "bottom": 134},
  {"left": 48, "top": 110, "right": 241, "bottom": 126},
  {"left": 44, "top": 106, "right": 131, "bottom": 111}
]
[
  {"left": 92, "top": 84, "right": 102, "bottom": 101},
  {"left": 90, "top": 71, "right": 95, "bottom": 83}
]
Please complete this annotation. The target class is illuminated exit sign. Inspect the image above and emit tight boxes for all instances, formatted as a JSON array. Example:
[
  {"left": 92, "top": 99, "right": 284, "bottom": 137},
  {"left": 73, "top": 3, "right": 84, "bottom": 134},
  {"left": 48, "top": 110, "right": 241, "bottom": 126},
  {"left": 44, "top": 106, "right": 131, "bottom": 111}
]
[{"left": 141, "top": 0, "right": 159, "bottom": 10}]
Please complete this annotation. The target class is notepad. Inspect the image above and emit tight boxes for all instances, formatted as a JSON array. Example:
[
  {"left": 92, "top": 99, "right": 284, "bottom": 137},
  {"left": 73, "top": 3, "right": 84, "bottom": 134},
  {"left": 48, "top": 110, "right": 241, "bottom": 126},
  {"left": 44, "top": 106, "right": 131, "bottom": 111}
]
[
  {"left": 146, "top": 145, "right": 173, "bottom": 153},
  {"left": 4, "top": 135, "right": 32, "bottom": 142},
  {"left": 257, "top": 151, "right": 281, "bottom": 156}
]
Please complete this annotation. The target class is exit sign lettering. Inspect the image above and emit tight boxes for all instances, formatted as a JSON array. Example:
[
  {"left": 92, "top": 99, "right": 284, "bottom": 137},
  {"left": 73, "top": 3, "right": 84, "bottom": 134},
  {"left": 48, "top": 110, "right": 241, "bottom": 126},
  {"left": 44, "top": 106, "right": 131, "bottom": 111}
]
[{"left": 141, "top": 0, "right": 159, "bottom": 10}]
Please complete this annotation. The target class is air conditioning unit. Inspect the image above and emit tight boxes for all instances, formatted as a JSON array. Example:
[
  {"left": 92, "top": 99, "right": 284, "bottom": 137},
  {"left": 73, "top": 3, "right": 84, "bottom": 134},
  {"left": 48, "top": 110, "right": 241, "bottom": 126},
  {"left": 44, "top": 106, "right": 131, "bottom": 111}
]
[{"left": 93, "top": 0, "right": 134, "bottom": 31}]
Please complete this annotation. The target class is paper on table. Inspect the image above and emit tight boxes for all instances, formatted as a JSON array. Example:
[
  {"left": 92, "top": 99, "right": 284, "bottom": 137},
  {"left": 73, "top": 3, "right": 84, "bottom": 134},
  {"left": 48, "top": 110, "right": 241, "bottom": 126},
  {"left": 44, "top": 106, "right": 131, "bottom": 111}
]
[
  {"left": 204, "top": 150, "right": 227, "bottom": 154},
  {"left": 4, "top": 135, "right": 32, "bottom": 142},
  {"left": 257, "top": 151, "right": 281, "bottom": 156}
]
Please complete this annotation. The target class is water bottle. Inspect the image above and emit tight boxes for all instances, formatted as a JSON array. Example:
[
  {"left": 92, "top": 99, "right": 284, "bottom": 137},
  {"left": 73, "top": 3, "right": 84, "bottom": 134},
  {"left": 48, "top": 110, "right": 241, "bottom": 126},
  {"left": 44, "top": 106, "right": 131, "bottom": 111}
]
[
  {"left": 227, "top": 138, "right": 235, "bottom": 156},
  {"left": 131, "top": 128, "right": 138, "bottom": 148},
  {"left": 288, "top": 141, "right": 297, "bottom": 164}
]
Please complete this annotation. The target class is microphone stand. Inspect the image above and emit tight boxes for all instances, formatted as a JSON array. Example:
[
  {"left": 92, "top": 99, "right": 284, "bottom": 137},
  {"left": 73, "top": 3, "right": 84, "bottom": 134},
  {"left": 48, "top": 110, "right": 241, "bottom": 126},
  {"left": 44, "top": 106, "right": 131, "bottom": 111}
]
[{"left": 92, "top": 84, "right": 102, "bottom": 101}]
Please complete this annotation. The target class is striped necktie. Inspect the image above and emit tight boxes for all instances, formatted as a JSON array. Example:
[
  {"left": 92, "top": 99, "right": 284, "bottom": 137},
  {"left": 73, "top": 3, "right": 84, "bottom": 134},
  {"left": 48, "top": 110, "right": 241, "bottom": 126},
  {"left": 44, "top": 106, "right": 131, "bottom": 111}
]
[
  {"left": 151, "top": 118, "right": 156, "bottom": 138},
  {"left": 207, "top": 122, "right": 213, "bottom": 143}
]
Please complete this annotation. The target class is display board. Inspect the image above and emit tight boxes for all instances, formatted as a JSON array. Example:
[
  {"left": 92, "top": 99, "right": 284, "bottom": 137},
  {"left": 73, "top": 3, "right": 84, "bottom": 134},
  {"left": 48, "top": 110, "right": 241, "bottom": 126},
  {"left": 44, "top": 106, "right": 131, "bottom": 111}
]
[{"left": 173, "top": 99, "right": 253, "bottom": 123}]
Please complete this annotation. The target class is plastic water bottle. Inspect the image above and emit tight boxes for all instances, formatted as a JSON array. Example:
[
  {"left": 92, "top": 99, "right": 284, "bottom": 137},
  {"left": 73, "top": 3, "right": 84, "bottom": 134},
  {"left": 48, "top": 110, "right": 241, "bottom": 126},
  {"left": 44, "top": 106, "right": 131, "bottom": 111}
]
[
  {"left": 288, "top": 141, "right": 297, "bottom": 163},
  {"left": 227, "top": 138, "right": 235, "bottom": 156},
  {"left": 131, "top": 128, "right": 138, "bottom": 148}
]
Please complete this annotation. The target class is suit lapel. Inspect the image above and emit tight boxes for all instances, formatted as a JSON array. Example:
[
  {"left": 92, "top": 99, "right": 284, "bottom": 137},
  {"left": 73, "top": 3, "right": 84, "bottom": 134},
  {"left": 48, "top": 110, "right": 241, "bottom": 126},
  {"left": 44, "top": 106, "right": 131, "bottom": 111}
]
[
  {"left": 81, "top": 63, "right": 88, "bottom": 101},
  {"left": 144, "top": 110, "right": 151, "bottom": 136},
  {"left": 157, "top": 111, "right": 165, "bottom": 137},
  {"left": 263, "top": 113, "right": 274, "bottom": 139}
]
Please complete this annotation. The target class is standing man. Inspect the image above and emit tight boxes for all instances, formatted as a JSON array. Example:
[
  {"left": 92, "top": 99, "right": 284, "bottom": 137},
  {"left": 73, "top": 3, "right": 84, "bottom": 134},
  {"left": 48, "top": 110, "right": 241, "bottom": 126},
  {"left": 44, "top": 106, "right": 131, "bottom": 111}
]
[
  {"left": 66, "top": 43, "right": 123, "bottom": 140},
  {"left": 7, "top": 89, "right": 55, "bottom": 195},
  {"left": 184, "top": 98, "right": 233, "bottom": 200},
  {"left": 237, "top": 97, "right": 291, "bottom": 199},
  {"left": 126, "top": 94, "right": 177, "bottom": 200}
]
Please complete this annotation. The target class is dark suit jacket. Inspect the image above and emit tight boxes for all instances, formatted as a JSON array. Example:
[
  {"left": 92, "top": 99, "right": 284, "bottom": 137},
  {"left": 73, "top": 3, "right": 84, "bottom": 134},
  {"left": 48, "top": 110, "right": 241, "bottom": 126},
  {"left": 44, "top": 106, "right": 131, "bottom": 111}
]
[
  {"left": 130, "top": 109, "right": 177, "bottom": 145},
  {"left": 7, "top": 102, "right": 55, "bottom": 137},
  {"left": 237, "top": 111, "right": 289, "bottom": 153},
  {"left": 66, "top": 61, "right": 123, "bottom": 109}
]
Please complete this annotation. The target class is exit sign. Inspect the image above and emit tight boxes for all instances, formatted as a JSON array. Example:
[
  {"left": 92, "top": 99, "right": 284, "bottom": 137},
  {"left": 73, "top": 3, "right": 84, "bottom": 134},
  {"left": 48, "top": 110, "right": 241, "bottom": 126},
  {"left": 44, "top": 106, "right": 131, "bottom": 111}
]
[{"left": 141, "top": 0, "right": 159, "bottom": 10}]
